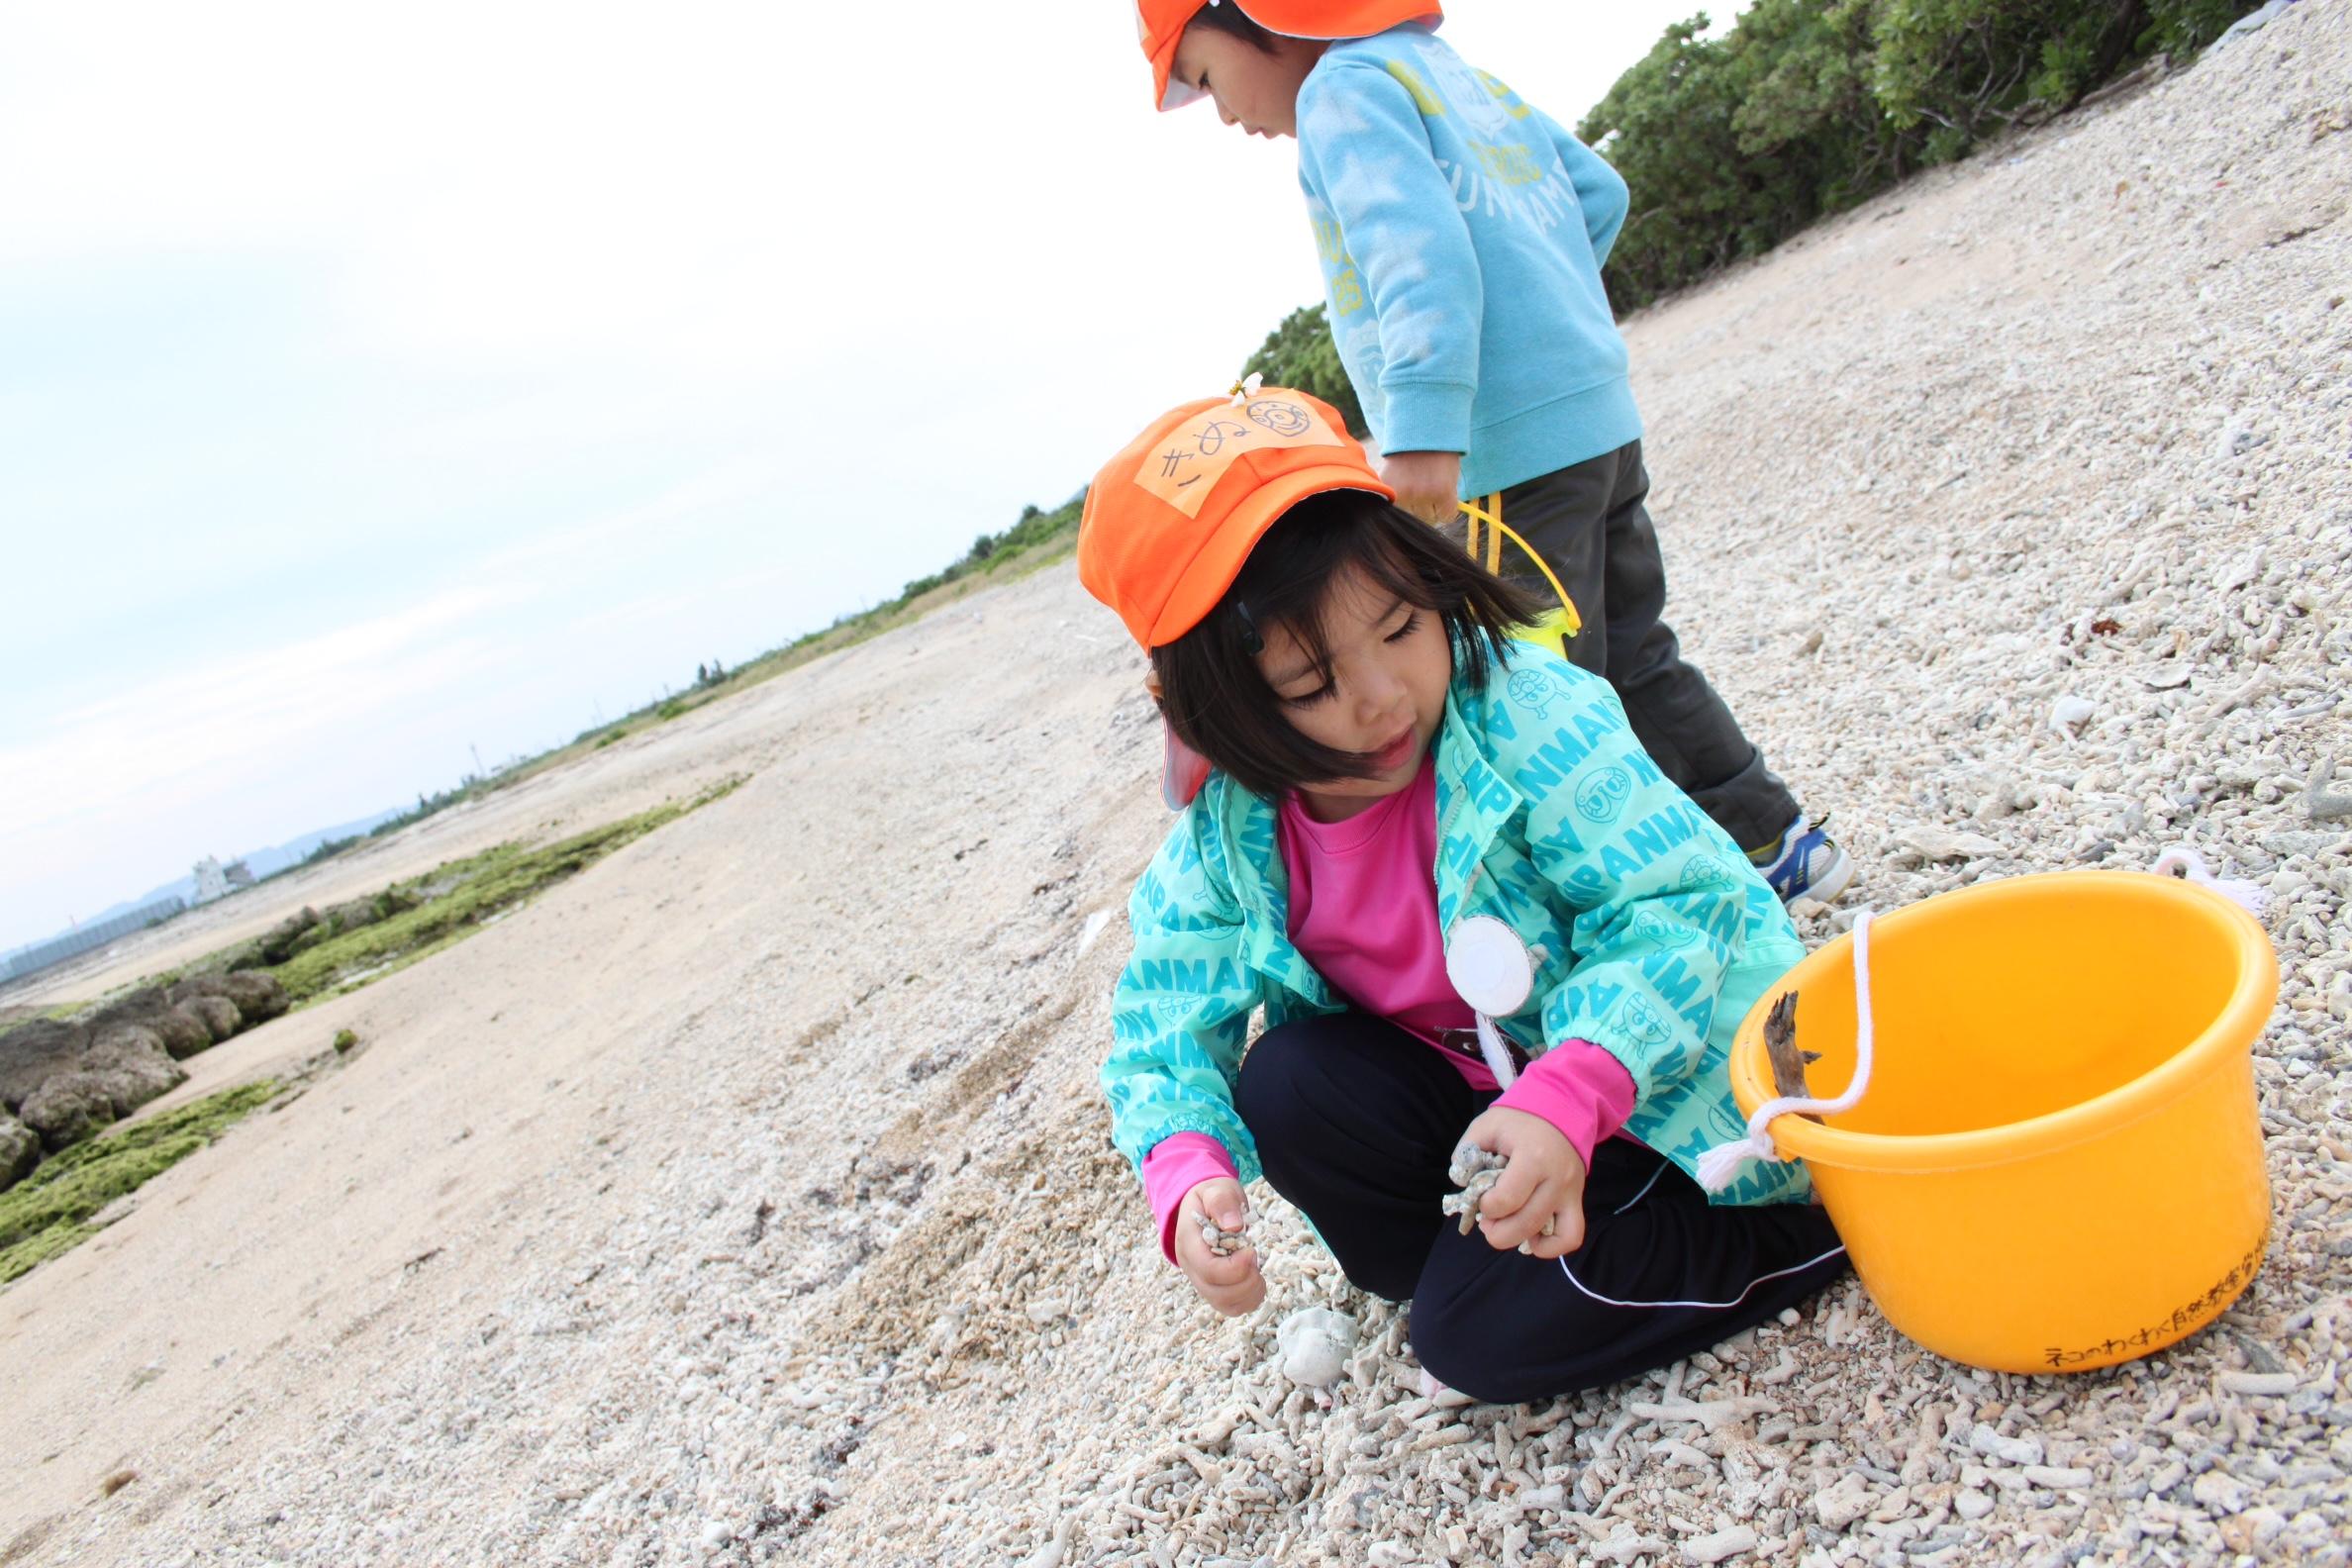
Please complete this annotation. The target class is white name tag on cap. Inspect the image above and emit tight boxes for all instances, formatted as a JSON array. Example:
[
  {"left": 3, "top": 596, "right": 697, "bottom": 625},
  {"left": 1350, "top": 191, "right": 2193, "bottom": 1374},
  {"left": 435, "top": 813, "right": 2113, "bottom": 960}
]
[{"left": 1131, "top": 396, "right": 1346, "bottom": 518}]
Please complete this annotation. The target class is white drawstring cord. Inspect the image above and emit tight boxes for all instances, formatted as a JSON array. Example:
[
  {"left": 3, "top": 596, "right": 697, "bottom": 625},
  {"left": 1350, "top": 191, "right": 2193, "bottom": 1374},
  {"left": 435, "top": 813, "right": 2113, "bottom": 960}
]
[
  {"left": 1696, "top": 911, "right": 1877, "bottom": 1192},
  {"left": 1473, "top": 1012, "right": 1519, "bottom": 1089},
  {"left": 1446, "top": 915, "right": 1531, "bottom": 1089},
  {"left": 1695, "top": 845, "right": 2270, "bottom": 1191}
]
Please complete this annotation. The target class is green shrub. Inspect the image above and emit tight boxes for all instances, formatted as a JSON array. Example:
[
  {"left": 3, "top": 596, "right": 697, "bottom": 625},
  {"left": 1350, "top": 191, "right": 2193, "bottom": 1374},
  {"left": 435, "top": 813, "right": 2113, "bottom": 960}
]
[
  {"left": 1578, "top": 0, "right": 2263, "bottom": 309},
  {"left": 2145, "top": 0, "right": 2259, "bottom": 50},
  {"left": 1242, "top": 305, "right": 1367, "bottom": 436}
]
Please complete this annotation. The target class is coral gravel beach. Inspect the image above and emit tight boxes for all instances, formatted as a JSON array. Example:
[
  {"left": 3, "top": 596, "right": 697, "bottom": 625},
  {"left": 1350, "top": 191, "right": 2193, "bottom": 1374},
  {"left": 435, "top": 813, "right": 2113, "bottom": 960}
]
[{"left": 5, "top": 6, "right": 2351, "bottom": 1563}]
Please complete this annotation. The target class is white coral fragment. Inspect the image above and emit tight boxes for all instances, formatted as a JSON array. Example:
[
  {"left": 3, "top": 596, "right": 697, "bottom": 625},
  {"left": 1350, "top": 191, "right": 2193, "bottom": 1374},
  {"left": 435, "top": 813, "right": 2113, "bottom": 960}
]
[{"left": 1275, "top": 1307, "right": 1359, "bottom": 1389}]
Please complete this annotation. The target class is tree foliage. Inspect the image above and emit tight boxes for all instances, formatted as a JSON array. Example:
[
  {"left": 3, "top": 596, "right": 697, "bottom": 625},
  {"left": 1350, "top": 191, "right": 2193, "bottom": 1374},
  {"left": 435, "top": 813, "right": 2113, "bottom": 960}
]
[
  {"left": 877, "top": 490, "right": 1087, "bottom": 614},
  {"left": 1241, "top": 304, "right": 1367, "bottom": 437},
  {"left": 1580, "top": 0, "right": 2263, "bottom": 308},
  {"left": 1231, "top": 3, "right": 2259, "bottom": 404}
]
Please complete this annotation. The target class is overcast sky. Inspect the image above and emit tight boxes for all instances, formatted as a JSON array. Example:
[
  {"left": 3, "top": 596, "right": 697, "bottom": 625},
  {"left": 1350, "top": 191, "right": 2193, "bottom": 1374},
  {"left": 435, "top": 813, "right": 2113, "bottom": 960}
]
[{"left": 0, "top": 0, "right": 1745, "bottom": 952}]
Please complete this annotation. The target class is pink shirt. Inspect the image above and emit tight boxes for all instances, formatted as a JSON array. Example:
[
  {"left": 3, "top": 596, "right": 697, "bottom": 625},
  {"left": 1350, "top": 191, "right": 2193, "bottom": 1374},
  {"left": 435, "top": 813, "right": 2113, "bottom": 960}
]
[
  {"left": 1142, "top": 756, "right": 1636, "bottom": 1263},
  {"left": 1281, "top": 758, "right": 1480, "bottom": 1058}
]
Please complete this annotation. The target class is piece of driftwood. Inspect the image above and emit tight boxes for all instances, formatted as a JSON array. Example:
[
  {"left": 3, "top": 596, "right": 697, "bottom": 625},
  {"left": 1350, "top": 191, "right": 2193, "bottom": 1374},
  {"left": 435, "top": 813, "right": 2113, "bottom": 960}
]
[{"left": 1762, "top": 991, "right": 1823, "bottom": 1120}]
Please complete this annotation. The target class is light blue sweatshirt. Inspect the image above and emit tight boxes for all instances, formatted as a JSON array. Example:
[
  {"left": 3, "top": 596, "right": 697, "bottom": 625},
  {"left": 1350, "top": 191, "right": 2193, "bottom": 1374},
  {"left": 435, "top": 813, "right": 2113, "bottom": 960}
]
[{"left": 1295, "top": 25, "right": 1644, "bottom": 498}]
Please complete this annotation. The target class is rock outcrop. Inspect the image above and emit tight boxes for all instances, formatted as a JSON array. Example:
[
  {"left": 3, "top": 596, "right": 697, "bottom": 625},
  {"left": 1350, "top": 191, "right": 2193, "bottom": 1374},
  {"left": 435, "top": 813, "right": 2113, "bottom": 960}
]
[
  {"left": 178, "top": 996, "right": 243, "bottom": 1045},
  {"left": 321, "top": 895, "right": 387, "bottom": 933},
  {"left": 0, "top": 1019, "right": 90, "bottom": 1113},
  {"left": 0, "top": 970, "right": 289, "bottom": 1190},
  {"left": 168, "top": 971, "right": 289, "bottom": 1025},
  {"left": 254, "top": 909, "right": 321, "bottom": 966},
  {"left": 0, "top": 1110, "right": 38, "bottom": 1186},
  {"left": 145, "top": 1005, "right": 216, "bottom": 1060},
  {"left": 20, "top": 1072, "right": 117, "bottom": 1150},
  {"left": 83, "top": 1026, "right": 188, "bottom": 1116}
]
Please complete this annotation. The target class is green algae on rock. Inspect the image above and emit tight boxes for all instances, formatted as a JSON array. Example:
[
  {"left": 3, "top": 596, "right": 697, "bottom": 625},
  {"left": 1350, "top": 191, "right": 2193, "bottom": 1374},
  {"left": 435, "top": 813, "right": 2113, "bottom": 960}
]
[
  {"left": 0, "top": 1079, "right": 282, "bottom": 1284},
  {"left": 221, "top": 778, "right": 744, "bottom": 1009}
]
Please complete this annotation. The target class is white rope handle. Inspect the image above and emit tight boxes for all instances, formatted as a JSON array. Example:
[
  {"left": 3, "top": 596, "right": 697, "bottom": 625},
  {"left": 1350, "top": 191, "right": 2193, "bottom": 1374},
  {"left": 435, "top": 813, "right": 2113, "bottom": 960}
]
[
  {"left": 1695, "top": 844, "right": 2270, "bottom": 1192},
  {"left": 2150, "top": 846, "right": 2270, "bottom": 918},
  {"left": 1697, "top": 911, "right": 1876, "bottom": 1192}
]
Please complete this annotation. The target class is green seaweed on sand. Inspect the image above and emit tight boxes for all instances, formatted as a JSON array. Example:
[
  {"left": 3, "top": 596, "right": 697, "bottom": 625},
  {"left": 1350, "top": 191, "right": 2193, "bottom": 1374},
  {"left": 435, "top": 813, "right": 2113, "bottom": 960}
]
[
  {"left": 256, "top": 776, "right": 743, "bottom": 1007},
  {"left": 0, "top": 1080, "right": 282, "bottom": 1285}
]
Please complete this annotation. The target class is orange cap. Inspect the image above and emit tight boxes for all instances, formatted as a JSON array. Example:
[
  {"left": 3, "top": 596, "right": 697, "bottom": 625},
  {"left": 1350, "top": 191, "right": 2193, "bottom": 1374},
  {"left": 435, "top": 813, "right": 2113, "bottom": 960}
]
[
  {"left": 1135, "top": 0, "right": 1444, "bottom": 112},
  {"left": 1079, "top": 382, "right": 1392, "bottom": 650}
]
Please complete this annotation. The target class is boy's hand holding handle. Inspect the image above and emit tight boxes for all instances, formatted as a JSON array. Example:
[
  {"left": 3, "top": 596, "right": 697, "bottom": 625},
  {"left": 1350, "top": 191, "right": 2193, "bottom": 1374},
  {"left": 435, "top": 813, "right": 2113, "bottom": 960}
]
[
  {"left": 1458, "top": 1105, "right": 1589, "bottom": 1259},
  {"left": 1175, "top": 1177, "right": 1266, "bottom": 1317},
  {"left": 1379, "top": 449, "right": 1464, "bottom": 526}
]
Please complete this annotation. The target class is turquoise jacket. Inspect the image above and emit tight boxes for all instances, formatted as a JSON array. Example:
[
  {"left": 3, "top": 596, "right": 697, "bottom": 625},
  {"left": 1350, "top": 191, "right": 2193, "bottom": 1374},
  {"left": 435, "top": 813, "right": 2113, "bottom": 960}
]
[
  {"left": 1105, "top": 644, "right": 1812, "bottom": 1208},
  {"left": 1295, "top": 24, "right": 1644, "bottom": 497}
]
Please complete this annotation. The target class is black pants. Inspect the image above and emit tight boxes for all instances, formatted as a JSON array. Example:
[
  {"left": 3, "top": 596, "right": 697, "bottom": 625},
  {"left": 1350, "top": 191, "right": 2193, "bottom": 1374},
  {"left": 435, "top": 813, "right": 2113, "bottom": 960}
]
[
  {"left": 1237, "top": 1013, "right": 1848, "bottom": 1404},
  {"left": 1484, "top": 441, "right": 1798, "bottom": 851}
]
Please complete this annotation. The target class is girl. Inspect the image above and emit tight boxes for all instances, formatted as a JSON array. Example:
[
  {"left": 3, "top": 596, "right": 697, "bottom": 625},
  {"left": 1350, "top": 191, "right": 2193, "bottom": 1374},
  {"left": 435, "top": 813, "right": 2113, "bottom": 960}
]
[{"left": 1077, "top": 387, "right": 1847, "bottom": 1402}]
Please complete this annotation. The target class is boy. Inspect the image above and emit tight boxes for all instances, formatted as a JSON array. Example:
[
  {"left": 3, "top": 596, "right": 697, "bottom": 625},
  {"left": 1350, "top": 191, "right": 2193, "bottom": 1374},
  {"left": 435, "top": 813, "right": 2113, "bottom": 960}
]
[{"left": 1131, "top": 0, "right": 1852, "bottom": 903}]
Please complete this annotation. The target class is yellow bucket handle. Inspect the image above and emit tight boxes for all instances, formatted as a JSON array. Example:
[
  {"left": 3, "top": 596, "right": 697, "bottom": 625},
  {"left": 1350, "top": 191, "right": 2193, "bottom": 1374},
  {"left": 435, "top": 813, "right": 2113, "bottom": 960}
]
[{"left": 1456, "top": 493, "right": 1581, "bottom": 638}]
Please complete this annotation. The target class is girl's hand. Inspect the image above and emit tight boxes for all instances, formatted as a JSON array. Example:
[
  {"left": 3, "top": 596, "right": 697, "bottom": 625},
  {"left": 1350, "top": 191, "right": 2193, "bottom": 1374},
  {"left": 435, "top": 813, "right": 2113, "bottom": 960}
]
[
  {"left": 1379, "top": 450, "right": 1464, "bottom": 527},
  {"left": 1456, "top": 1106, "right": 1588, "bottom": 1259},
  {"left": 1175, "top": 1177, "right": 1265, "bottom": 1317}
]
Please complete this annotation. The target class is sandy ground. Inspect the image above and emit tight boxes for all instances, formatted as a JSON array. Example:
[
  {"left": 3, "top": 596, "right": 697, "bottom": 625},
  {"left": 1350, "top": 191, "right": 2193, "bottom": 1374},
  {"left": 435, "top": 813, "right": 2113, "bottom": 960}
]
[{"left": 5, "top": 7, "right": 2349, "bottom": 1565}]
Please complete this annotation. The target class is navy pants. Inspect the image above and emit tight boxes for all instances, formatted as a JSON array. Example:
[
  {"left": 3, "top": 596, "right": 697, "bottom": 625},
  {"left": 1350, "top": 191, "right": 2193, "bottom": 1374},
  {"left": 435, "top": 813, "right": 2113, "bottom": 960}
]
[
  {"left": 1490, "top": 441, "right": 1799, "bottom": 852},
  {"left": 1236, "top": 1012, "right": 1848, "bottom": 1403}
]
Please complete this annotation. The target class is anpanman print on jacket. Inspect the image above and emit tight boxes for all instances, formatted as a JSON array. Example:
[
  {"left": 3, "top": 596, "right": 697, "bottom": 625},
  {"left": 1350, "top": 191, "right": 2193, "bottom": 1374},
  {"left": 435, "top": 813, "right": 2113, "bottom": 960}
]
[{"left": 1106, "top": 640, "right": 1813, "bottom": 1215}]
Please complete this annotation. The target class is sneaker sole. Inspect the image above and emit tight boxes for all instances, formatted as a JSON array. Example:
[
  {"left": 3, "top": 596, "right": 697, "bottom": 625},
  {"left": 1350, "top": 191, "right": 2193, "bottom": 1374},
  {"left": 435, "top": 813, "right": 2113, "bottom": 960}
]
[{"left": 1793, "top": 848, "right": 1855, "bottom": 906}]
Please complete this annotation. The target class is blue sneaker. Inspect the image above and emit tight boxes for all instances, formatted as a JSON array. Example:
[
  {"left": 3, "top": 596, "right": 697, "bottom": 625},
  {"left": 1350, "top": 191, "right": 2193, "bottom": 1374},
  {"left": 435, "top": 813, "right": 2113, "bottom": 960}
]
[{"left": 1750, "top": 815, "right": 1854, "bottom": 905}]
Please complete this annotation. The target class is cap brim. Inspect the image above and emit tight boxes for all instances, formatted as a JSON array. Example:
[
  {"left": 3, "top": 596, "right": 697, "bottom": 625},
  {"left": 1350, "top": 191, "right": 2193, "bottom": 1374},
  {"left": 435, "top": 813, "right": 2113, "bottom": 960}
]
[
  {"left": 1150, "top": 0, "right": 1443, "bottom": 108},
  {"left": 1230, "top": 2, "right": 1444, "bottom": 41},
  {"left": 1146, "top": 21, "right": 1200, "bottom": 112},
  {"left": 1147, "top": 464, "right": 1396, "bottom": 648}
]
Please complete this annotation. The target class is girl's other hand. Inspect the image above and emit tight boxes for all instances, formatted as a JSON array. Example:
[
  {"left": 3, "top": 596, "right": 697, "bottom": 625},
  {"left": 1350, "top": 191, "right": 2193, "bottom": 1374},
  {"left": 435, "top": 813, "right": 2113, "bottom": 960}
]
[
  {"left": 1175, "top": 1177, "right": 1265, "bottom": 1317},
  {"left": 1379, "top": 450, "right": 1464, "bottom": 527},
  {"left": 1457, "top": 1106, "right": 1588, "bottom": 1258}
]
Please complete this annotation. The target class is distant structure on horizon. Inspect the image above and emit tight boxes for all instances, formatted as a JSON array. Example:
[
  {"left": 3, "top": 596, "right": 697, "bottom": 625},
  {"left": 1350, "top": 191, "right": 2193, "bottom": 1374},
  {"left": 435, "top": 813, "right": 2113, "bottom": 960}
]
[
  {"left": 223, "top": 858, "right": 254, "bottom": 890},
  {"left": 0, "top": 896, "right": 188, "bottom": 986},
  {"left": 192, "top": 856, "right": 232, "bottom": 903}
]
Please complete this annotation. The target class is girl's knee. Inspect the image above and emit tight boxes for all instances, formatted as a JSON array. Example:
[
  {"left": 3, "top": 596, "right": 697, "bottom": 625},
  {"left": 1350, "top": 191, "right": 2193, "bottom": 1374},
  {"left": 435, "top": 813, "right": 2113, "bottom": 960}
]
[
  {"left": 1233, "top": 1020, "right": 1338, "bottom": 1138},
  {"left": 1411, "top": 1246, "right": 1626, "bottom": 1406},
  {"left": 1408, "top": 1289, "right": 1536, "bottom": 1406},
  {"left": 1404, "top": 1292, "right": 1483, "bottom": 1399}
]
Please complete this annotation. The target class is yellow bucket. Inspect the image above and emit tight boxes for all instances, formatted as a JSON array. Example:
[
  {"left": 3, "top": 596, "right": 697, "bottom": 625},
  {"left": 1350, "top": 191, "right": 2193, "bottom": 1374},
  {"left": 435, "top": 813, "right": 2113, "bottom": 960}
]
[{"left": 1728, "top": 870, "right": 2277, "bottom": 1374}]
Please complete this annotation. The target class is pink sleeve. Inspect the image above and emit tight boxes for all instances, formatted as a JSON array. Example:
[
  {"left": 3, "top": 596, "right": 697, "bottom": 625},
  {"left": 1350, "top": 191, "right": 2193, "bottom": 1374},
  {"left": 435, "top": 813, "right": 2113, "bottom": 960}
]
[
  {"left": 1142, "top": 1132, "right": 1241, "bottom": 1265},
  {"left": 1494, "top": 1039, "right": 1637, "bottom": 1172}
]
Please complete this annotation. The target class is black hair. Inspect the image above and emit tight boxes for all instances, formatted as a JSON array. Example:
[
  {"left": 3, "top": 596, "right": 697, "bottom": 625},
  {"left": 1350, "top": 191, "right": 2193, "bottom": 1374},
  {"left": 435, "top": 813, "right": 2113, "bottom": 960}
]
[
  {"left": 1186, "top": 1, "right": 1280, "bottom": 53},
  {"left": 1149, "top": 490, "right": 1542, "bottom": 802}
]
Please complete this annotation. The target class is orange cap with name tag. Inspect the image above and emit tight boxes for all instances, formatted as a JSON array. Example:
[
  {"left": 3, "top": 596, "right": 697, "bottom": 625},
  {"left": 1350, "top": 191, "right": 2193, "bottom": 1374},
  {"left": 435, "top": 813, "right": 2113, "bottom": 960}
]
[
  {"left": 1135, "top": 0, "right": 1443, "bottom": 112},
  {"left": 1079, "top": 381, "right": 1393, "bottom": 809},
  {"left": 1078, "top": 382, "right": 1391, "bottom": 651}
]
